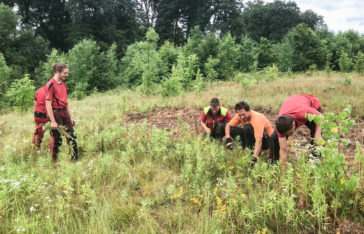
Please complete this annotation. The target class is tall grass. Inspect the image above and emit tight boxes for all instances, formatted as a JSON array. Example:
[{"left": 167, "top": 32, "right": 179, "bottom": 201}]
[{"left": 0, "top": 72, "right": 363, "bottom": 233}]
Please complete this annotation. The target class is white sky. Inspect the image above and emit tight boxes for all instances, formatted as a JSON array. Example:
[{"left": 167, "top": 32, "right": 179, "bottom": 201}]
[{"left": 263, "top": 0, "right": 364, "bottom": 34}]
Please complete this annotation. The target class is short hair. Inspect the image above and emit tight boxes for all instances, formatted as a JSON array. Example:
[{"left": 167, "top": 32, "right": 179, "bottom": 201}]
[
  {"left": 210, "top": 98, "right": 220, "bottom": 108},
  {"left": 52, "top": 63, "right": 68, "bottom": 73},
  {"left": 276, "top": 115, "right": 294, "bottom": 134},
  {"left": 235, "top": 101, "right": 250, "bottom": 112}
]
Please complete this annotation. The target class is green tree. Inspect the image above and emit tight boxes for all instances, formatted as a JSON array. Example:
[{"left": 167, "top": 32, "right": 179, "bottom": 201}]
[
  {"left": 34, "top": 49, "right": 67, "bottom": 88},
  {"left": 354, "top": 51, "right": 364, "bottom": 74},
  {"left": 217, "top": 32, "right": 238, "bottom": 79},
  {"left": 5, "top": 74, "right": 35, "bottom": 111},
  {"left": 204, "top": 56, "right": 220, "bottom": 80},
  {"left": 286, "top": 23, "right": 326, "bottom": 71},
  {"left": 0, "top": 53, "right": 11, "bottom": 109},
  {"left": 159, "top": 41, "right": 178, "bottom": 73},
  {"left": 338, "top": 51, "right": 353, "bottom": 73},
  {"left": 237, "top": 36, "right": 257, "bottom": 72},
  {"left": 256, "top": 37, "right": 275, "bottom": 69},
  {"left": 67, "top": 39, "right": 100, "bottom": 95},
  {"left": 273, "top": 41, "right": 293, "bottom": 72}
]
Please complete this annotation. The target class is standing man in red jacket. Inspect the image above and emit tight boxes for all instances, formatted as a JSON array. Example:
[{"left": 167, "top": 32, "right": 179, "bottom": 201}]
[
  {"left": 270, "top": 94, "right": 323, "bottom": 171},
  {"left": 45, "top": 63, "right": 79, "bottom": 162},
  {"left": 32, "top": 86, "right": 48, "bottom": 149}
]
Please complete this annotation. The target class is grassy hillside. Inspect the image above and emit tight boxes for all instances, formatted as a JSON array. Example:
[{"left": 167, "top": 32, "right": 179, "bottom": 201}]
[{"left": 0, "top": 72, "right": 364, "bottom": 233}]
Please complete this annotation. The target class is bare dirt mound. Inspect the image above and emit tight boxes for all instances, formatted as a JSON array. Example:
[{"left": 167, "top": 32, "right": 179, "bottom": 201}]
[{"left": 124, "top": 107, "right": 364, "bottom": 157}]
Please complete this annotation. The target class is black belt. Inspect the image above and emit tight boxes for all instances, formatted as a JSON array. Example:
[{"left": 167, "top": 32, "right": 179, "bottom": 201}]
[
  {"left": 53, "top": 107, "right": 67, "bottom": 112},
  {"left": 34, "top": 111, "right": 47, "bottom": 118}
]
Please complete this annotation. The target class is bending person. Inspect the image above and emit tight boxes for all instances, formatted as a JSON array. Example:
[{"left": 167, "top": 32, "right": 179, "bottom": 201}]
[
  {"left": 32, "top": 86, "right": 48, "bottom": 149},
  {"left": 270, "top": 94, "right": 323, "bottom": 171}
]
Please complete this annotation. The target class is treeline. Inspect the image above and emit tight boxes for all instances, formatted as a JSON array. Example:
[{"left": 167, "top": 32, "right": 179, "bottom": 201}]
[{"left": 1, "top": 1, "right": 364, "bottom": 110}]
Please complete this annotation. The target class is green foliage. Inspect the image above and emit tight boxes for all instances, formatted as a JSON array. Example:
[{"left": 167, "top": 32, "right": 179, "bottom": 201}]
[
  {"left": 194, "top": 68, "right": 204, "bottom": 93},
  {"left": 160, "top": 76, "right": 182, "bottom": 97},
  {"left": 307, "top": 64, "right": 317, "bottom": 76},
  {"left": 343, "top": 76, "right": 352, "bottom": 86},
  {"left": 237, "top": 36, "right": 257, "bottom": 72},
  {"left": 70, "top": 82, "right": 88, "bottom": 100},
  {"left": 308, "top": 108, "right": 360, "bottom": 227},
  {"left": 34, "top": 49, "right": 67, "bottom": 88},
  {"left": 67, "top": 39, "right": 100, "bottom": 95},
  {"left": 170, "top": 51, "right": 198, "bottom": 91},
  {"left": 338, "top": 51, "right": 353, "bottom": 73},
  {"left": 234, "top": 72, "right": 257, "bottom": 90},
  {"left": 159, "top": 41, "right": 178, "bottom": 72},
  {"left": 263, "top": 64, "right": 279, "bottom": 81},
  {"left": 121, "top": 28, "right": 167, "bottom": 93},
  {"left": 204, "top": 56, "right": 220, "bottom": 80},
  {"left": 0, "top": 53, "right": 11, "bottom": 101},
  {"left": 5, "top": 74, "right": 35, "bottom": 111},
  {"left": 286, "top": 23, "right": 326, "bottom": 71},
  {"left": 354, "top": 51, "right": 364, "bottom": 74},
  {"left": 256, "top": 37, "right": 276, "bottom": 69},
  {"left": 217, "top": 32, "right": 238, "bottom": 80},
  {"left": 272, "top": 42, "right": 293, "bottom": 72},
  {"left": 325, "top": 52, "right": 333, "bottom": 77}
]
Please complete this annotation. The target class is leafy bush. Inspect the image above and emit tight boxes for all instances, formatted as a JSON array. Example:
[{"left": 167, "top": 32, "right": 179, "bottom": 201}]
[
  {"left": 216, "top": 32, "right": 238, "bottom": 79},
  {"left": 204, "top": 56, "right": 220, "bottom": 81},
  {"left": 5, "top": 74, "right": 34, "bottom": 111},
  {"left": 338, "top": 51, "right": 353, "bottom": 73},
  {"left": 34, "top": 49, "right": 67, "bottom": 88},
  {"left": 0, "top": 53, "right": 11, "bottom": 105},
  {"left": 354, "top": 51, "right": 364, "bottom": 74},
  {"left": 67, "top": 39, "right": 100, "bottom": 94}
]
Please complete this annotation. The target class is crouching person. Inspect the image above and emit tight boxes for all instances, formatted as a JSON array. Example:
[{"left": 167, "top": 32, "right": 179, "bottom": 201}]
[
  {"left": 45, "top": 63, "right": 79, "bottom": 162},
  {"left": 201, "top": 98, "right": 232, "bottom": 140},
  {"left": 225, "top": 101, "right": 274, "bottom": 166}
]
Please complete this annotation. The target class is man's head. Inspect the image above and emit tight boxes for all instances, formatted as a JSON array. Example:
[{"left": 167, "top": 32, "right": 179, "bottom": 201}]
[
  {"left": 210, "top": 98, "right": 220, "bottom": 115},
  {"left": 235, "top": 101, "right": 251, "bottom": 122},
  {"left": 52, "top": 63, "right": 69, "bottom": 81},
  {"left": 276, "top": 115, "right": 295, "bottom": 136}
]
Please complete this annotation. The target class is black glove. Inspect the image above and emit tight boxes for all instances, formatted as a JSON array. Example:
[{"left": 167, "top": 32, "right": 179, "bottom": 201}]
[
  {"left": 226, "top": 138, "right": 233, "bottom": 150},
  {"left": 251, "top": 157, "right": 257, "bottom": 167}
]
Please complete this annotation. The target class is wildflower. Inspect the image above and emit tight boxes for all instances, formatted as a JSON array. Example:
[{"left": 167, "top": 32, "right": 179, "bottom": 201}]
[
  {"left": 213, "top": 187, "right": 218, "bottom": 196},
  {"left": 162, "top": 156, "right": 167, "bottom": 162},
  {"left": 320, "top": 140, "right": 326, "bottom": 146},
  {"left": 262, "top": 228, "right": 267, "bottom": 234},
  {"left": 290, "top": 141, "right": 294, "bottom": 147},
  {"left": 228, "top": 166, "right": 234, "bottom": 171},
  {"left": 190, "top": 197, "right": 201, "bottom": 207},
  {"left": 331, "top": 127, "right": 338, "bottom": 133},
  {"left": 172, "top": 186, "right": 184, "bottom": 200},
  {"left": 340, "top": 179, "right": 345, "bottom": 184},
  {"left": 16, "top": 226, "right": 25, "bottom": 232},
  {"left": 30, "top": 206, "right": 36, "bottom": 212},
  {"left": 355, "top": 195, "right": 360, "bottom": 200},
  {"left": 46, "top": 216, "right": 50, "bottom": 219},
  {"left": 330, "top": 173, "right": 335, "bottom": 179},
  {"left": 241, "top": 193, "right": 246, "bottom": 199}
]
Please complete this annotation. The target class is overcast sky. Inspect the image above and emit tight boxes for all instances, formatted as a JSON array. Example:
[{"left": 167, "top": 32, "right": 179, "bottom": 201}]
[{"left": 264, "top": 0, "right": 364, "bottom": 34}]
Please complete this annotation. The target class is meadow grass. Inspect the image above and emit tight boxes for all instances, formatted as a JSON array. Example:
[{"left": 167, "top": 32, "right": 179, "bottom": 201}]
[{"left": 0, "top": 72, "right": 363, "bottom": 233}]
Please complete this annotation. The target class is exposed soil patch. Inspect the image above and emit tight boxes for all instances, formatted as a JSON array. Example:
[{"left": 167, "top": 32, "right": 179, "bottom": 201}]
[{"left": 124, "top": 107, "right": 364, "bottom": 157}]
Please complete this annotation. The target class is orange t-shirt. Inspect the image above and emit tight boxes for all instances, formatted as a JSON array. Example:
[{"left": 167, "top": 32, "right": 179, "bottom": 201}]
[{"left": 229, "top": 110, "right": 274, "bottom": 138}]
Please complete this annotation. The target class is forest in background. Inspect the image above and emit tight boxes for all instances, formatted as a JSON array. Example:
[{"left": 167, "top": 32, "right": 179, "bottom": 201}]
[{"left": 1, "top": 0, "right": 364, "bottom": 111}]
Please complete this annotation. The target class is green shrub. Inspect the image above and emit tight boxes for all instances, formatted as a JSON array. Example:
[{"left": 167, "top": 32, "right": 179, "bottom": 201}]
[
  {"left": 338, "top": 51, "right": 353, "bottom": 73},
  {"left": 5, "top": 74, "right": 34, "bottom": 111},
  {"left": 204, "top": 56, "right": 220, "bottom": 81},
  {"left": 354, "top": 51, "right": 364, "bottom": 74}
]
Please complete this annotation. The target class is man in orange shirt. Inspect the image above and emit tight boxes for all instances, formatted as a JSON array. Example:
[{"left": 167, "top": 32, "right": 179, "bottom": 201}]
[{"left": 225, "top": 101, "right": 274, "bottom": 165}]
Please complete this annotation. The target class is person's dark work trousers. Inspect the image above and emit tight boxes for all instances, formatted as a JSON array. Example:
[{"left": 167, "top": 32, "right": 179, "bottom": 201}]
[
  {"left": 50, "top": 110, "right": 78, "bottom": 161},
  {"left": 208, "top": 122, "right": 227, "bottom": 140},
  {"left": 269, "top": 119, "right": 318, "bottom": 163},
  {"left": 230, "top": 124, "right": 269, "bottom": 150}
]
